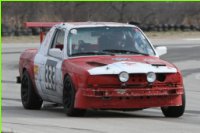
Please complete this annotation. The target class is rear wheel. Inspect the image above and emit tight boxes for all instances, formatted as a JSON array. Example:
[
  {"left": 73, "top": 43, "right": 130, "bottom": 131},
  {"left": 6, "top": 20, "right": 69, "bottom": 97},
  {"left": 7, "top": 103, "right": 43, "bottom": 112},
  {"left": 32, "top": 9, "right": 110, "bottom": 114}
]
[
  {"left": 161, "top": 92, "right": 185, "bottom": 117},
  {"left": 21, "top": 71, "right": 43, "bottom": 109},
  {"left": 63, "top": 76, "right": 86, "bottom": 117}
]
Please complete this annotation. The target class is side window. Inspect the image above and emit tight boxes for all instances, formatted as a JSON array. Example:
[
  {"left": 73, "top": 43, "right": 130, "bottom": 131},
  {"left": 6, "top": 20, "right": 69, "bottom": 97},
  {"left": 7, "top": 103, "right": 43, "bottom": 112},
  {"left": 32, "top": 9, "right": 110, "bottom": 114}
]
[{"left": 50, "top": 29, "right": 65, "bottom": 51}]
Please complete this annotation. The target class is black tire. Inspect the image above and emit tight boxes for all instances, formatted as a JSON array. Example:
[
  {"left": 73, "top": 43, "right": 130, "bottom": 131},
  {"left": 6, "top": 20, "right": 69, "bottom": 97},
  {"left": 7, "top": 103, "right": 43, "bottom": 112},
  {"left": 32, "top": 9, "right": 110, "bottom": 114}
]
[
  {"left": 161, "top": 92, "right": 185, "bottom": 118},
  {"left": 21, "top": 71, "right": 43, "bottom": 109},
  {"left": 63, "top": 76, "right": 86, "bottom": 117}
]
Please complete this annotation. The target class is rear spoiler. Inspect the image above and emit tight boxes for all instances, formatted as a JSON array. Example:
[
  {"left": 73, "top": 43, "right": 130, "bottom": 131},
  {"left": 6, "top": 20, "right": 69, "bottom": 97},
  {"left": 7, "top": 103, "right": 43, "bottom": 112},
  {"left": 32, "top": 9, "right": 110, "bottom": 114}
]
[{"left": 24, "top": 22, "right": 63, "bottom": 43}]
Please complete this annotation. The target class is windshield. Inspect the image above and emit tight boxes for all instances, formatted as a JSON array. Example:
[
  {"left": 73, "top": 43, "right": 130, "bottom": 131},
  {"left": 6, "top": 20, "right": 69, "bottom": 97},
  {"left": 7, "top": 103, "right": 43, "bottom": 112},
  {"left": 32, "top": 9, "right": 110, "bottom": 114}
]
[{"left": 67, "top": 27, "right": 155, "bottom": 56}]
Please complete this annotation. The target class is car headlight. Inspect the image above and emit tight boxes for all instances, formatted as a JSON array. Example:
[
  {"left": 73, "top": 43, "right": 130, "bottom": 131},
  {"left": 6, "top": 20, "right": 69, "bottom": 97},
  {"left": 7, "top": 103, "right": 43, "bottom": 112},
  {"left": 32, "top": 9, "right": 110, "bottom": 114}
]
[
  {"left": 147, "top": 72, "right": 156, "bottom": 83},
  {"left": 119, "top": 72, "right": 129, "bottom": 82}
]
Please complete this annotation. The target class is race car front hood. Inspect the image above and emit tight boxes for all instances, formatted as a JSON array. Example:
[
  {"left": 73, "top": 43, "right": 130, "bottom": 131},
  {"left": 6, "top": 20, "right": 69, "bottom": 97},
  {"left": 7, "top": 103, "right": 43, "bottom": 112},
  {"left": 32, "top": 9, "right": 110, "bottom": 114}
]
[
  {"left": 88, "top": 60, "right": 177, "bottom": 75},
  {"left": 68, "top": 55, "right": 177, "bottom": 75}
]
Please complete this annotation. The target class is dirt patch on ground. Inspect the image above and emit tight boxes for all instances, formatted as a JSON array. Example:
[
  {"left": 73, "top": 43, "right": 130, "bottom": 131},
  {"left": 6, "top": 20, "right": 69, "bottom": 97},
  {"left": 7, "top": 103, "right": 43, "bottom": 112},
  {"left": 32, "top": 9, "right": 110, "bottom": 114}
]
[
  {"left": 2, "top": 32, "right": 200, "bottom": 44},
  {"left": 2, "top": 36, "right": 40, "bottom": 44},
  {"left": 145, "top": 31, "right": 200, "bottom": 39}
]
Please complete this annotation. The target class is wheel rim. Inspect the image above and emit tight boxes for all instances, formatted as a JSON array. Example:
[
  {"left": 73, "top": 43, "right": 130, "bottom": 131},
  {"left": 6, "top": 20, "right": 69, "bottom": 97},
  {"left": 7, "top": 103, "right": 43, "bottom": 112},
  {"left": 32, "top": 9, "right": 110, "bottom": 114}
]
[
  {"left": 63, "top": 78, "right": 73, "bottom": 109},
  {"left": 21, "top": 75, "right": 29, "bottom": 103}
]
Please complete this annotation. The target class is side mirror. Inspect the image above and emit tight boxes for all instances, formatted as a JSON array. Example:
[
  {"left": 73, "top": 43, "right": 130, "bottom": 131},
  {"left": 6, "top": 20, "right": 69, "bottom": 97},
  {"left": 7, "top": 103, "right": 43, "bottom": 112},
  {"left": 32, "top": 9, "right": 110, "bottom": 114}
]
[
  {"left": 155, "top": 46, "right": 167, "bottom": 56},
  {"left": 49, "top": 48, "right": 62, "bottom": 59}
]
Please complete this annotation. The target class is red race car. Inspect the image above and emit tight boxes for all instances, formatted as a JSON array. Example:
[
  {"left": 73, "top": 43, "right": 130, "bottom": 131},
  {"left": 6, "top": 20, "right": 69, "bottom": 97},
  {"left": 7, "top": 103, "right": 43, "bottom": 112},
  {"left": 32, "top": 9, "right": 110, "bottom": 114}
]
[{"left": 18, "top": 22, "right": 185, "bottom": 117}]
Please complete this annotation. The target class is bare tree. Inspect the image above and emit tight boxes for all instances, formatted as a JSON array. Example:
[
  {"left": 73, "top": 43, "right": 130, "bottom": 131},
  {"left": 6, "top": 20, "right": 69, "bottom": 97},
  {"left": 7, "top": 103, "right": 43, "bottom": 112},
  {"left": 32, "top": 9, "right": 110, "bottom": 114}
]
[{"left": 2, "top": 2, "right": 200, "bottom": 32}]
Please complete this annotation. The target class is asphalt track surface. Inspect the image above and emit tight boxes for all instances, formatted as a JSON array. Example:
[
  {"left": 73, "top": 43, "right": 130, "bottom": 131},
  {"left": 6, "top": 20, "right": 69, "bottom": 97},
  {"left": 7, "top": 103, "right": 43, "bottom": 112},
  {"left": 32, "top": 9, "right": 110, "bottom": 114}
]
[{"left": 2, "top": 38, "right": 200, "bottom": 133}]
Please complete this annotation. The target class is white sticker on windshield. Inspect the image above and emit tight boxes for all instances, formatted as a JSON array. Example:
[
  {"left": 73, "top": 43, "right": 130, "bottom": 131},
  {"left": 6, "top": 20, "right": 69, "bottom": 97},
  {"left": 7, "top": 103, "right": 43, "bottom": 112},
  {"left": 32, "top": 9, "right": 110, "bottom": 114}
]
[{"left": 71, "top": 29, "right": 77, "bottom": 35}]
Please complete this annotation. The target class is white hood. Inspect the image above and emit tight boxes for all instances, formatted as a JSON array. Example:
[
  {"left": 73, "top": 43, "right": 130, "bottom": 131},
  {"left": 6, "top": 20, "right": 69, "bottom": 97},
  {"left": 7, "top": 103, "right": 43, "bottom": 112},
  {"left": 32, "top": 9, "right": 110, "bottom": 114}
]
[{"left": 88, "top": 61, "right": 177, "bottom": 75}]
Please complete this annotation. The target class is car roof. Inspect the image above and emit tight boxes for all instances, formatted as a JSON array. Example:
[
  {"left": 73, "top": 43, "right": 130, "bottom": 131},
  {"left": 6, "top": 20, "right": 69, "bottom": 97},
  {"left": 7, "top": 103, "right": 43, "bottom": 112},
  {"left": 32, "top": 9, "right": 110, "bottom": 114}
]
[{"left": 56, "top": 22, "right": 137, "bottom": 29}]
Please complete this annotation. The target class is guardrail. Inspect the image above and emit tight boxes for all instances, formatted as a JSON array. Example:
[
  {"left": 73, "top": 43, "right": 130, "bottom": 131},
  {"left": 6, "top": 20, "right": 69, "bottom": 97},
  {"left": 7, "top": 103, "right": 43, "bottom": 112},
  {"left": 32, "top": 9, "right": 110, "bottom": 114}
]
[
  {"left": 139, "top": 24, "right": 200, "bottom": 32},
  {"left": 2, "top": 23, "right": 200, "bottom": 36},
  {"left": 128, "top": 22, "right": 200, "bottom": 32}
]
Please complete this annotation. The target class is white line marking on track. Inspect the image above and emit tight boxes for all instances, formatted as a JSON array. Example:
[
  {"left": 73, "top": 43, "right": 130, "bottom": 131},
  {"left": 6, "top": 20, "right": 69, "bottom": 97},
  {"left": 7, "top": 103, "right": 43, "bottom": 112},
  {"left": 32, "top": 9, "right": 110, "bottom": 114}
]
[
  {"left": 195, "top": 74, "right": 200, "bottom": 80},
  {"left": 184, "top": 38, "right": 200, "bottom": 41},
  {"left": 167, "top": 45, "right": 200, "bottom": 48}
]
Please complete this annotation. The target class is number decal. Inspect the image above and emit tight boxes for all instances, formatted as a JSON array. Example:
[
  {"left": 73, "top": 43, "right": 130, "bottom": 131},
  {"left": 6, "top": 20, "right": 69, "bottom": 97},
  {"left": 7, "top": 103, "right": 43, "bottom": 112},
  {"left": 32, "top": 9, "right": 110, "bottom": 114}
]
[{"left": 45, "top": 60, "right": 57, "bottom": 91}]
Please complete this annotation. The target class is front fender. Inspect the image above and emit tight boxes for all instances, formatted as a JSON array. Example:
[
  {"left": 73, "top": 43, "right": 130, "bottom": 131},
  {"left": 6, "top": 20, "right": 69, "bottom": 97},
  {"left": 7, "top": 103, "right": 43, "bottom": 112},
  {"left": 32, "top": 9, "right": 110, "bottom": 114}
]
[{"left": 62, "top": 60, "right": 90, "bottom": 91}]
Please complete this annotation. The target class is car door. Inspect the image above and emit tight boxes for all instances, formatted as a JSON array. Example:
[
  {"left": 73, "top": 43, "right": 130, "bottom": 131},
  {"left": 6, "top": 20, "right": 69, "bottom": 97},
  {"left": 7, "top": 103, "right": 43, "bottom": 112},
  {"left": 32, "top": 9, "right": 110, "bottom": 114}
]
[{"left": 41, "top": 28, "right": 65, "bottom": 103}]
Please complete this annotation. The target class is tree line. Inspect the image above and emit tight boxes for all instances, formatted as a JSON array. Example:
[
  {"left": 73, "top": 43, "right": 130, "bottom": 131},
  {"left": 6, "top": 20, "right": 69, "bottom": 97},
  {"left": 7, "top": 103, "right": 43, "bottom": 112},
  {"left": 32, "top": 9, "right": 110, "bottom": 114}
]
[{"left": 2, "top": 2, "right": 200, "bottom": 36}]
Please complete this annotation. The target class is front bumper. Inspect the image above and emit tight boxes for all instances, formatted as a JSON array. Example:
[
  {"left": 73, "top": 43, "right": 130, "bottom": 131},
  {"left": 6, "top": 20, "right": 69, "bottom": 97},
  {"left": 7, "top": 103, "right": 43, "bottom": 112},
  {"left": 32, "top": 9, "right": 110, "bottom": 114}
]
[{"left": 74, "top": 87, "right": 184, "bottom": 109}]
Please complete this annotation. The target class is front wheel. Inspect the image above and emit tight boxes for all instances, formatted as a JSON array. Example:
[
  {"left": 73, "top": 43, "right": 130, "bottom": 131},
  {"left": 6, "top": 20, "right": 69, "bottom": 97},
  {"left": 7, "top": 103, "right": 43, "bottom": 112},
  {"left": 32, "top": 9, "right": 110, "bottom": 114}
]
[
  {"left": 161, "top": 92, "right": 185, "bottom": 117},
  {"left": 21, "top": 71, "right": 43, "bottom": 109},
  {"left": 63, "top": 76, "right": 86, "bottom": 117}
]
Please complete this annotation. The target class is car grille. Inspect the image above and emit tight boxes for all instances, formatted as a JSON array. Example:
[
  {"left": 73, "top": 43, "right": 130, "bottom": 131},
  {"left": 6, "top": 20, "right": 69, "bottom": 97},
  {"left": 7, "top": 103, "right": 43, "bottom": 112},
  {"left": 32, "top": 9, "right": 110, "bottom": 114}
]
[{"left": 87, "top": 73, "right": 181, "bottom": 89}]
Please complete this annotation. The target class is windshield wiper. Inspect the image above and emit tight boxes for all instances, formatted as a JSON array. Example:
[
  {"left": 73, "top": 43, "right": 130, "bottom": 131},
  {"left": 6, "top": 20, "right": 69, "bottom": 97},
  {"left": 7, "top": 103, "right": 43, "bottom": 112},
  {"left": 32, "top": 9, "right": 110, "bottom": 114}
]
[
  {"left": 103, "top": 49, "right": 149, "bottom": 56},
  {"left": 70, "top": 51, "right": 114, "bottom": 56}
]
